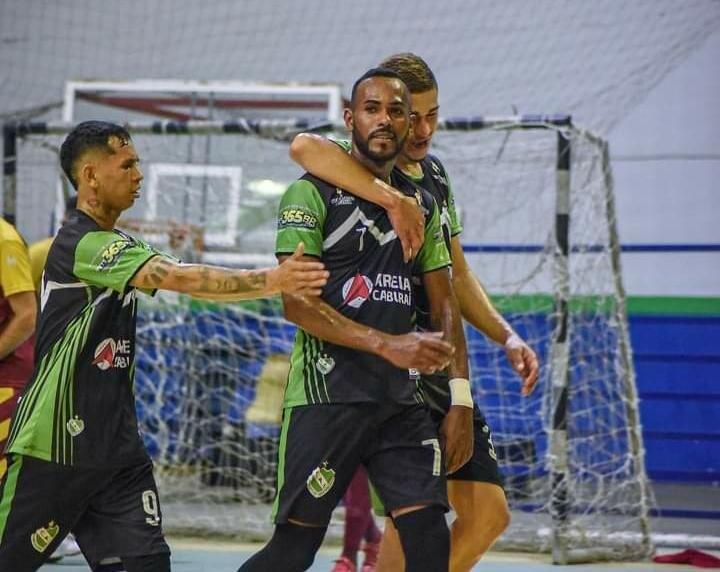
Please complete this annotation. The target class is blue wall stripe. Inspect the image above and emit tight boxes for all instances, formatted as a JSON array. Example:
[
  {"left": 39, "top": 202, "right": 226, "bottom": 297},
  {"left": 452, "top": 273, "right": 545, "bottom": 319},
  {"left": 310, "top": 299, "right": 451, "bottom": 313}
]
[{"left": 462, "top": 243, "right": 720, "bottom": 253}]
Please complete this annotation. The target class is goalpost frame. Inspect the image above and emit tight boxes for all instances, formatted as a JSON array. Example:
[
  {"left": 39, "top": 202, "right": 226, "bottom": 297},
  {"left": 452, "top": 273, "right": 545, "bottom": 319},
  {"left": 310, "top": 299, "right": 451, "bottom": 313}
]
[{"left": 1, "top": 116, "right": 653, "bottom": 562}]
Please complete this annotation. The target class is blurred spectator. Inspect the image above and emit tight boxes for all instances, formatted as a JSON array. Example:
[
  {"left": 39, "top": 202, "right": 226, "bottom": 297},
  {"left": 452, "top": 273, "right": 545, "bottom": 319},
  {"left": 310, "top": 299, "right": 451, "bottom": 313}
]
[{"left": 0, "top": 217, "right": 36, "bottom": 480}]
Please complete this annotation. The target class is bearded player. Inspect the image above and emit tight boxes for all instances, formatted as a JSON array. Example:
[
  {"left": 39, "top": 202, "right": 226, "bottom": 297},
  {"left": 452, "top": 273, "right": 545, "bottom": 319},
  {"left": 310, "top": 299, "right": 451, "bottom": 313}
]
[{"left": 290, "top": 53, "right": 539, "bottom": 572}]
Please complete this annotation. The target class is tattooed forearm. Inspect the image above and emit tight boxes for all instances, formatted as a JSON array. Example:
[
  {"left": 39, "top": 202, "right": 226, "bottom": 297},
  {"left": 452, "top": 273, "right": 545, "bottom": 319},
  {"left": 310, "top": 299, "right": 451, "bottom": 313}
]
[{"left": 146, "top": 258, "right": 172, "bottom": 286}]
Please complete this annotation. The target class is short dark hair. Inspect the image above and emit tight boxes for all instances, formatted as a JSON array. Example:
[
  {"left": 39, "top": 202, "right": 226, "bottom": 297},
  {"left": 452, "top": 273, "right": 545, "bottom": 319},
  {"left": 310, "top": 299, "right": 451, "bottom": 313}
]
[
  {"left": 60, "top": 121, "right": 131, "bottom": 189},
  {"left": 378, "top": 53, "right": 437, "bottom": 94},
  {"left": 350, "top": 67, "right": 408, "bottom": 106}
]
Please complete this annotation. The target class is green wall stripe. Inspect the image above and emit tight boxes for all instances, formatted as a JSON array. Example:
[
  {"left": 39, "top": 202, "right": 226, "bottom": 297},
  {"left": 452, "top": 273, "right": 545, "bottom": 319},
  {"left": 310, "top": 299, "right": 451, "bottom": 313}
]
[{"left": 489, "top": 295, "right": 720, "bottom": 316}]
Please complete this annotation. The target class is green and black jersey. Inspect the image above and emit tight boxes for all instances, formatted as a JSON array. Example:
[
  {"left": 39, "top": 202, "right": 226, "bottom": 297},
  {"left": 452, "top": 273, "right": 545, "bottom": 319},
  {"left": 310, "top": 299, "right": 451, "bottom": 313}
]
[
  {"left": 397, "top": 155, "right": 465, "bottom": 415},
  {"left": 397, "top": 154, "right": 462, "bottom": 333},
  {"left": 276, "top": 167, "right": 450, "bottom": 408},
  {"left": 6, "top": 210, "right": 164, "bottom": 467}
]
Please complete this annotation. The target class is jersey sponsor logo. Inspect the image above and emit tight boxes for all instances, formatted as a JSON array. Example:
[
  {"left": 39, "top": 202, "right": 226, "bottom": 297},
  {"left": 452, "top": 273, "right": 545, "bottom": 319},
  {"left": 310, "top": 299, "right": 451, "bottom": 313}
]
[
  {"left": 316, "top": 354, "right": 335, "bottom": 375},
  {"left": 330, "top": 189, "right": 355, "bottom": 206},
  {"left": 66, "top": 416, "right": 85, "bottom": 437},
  {"left": 306, "top": 462, "right": 336, "bottom": 498},
  {"left": 98, "top": 239, "right": 132, "bottom": 271},
  {"left": 342, "top": 273, "right": 413, "bottom": 308},
  {"left": 278, "top": 206, "right": 319, "bottom": 229},
  {"left": 371, "top": 273, "right": 412, "bottom": 306},
  {"left": 31, "top": 520, "right": 60, "bottom": 553},
  {"left": 92, "top": 337, "right": 132, "bottom": 370},
  {"left": 341, "top": 273, "right": 373, "bottom": 308}
]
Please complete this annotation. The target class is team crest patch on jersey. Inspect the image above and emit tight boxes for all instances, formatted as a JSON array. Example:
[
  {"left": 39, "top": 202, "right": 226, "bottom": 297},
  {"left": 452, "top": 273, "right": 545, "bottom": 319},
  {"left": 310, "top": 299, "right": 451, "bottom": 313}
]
[
  {"left": 341, "top": 273, "right": 373, "bottom": 309},
  {"left": 316, "top": 354, "right": 335, "bottom": 375},
  {"left": 66, "top": 416, "right": 85, "bottom": 437},
  {"left": 306, "top": 462, "right": 336, "bottom": 498},
  {"left": 331, "top": 189, "right": 355, "bottom": 206},
  {"left": 31, "top": 520, "right": 60, "bottom": 553}
]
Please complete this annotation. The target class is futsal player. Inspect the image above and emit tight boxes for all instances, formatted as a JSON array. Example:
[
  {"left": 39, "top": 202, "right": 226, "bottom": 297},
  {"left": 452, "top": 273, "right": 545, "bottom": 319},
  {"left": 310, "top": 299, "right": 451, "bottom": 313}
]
[
  {"left": 0, "top": 120, "right": 329, "bottom": 572},
  {"left": 289, "top": 53, "right": 540, "bottom": 572},
  {"left": 238, "top": 68, "right": 474, "bottom": 572}
]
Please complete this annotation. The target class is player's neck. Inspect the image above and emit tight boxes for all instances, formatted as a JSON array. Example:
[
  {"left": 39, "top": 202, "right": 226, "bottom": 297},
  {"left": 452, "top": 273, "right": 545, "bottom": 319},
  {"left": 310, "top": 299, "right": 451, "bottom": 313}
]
[
  {"left": 351, "top": 148, "right": 394, "bottom": 182},
  {"left": 396, "top": 155, "right": 423, "bottom": 179},
  {"left": 76, "top": 203, "right": 121, "bottom": 231}
]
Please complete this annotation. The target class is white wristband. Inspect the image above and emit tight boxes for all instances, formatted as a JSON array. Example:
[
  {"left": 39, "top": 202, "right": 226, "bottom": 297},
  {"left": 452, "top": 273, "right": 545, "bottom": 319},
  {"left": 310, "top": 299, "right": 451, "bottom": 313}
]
[{"left": 449, "top": 378, "right": 474, "bottom": 408}]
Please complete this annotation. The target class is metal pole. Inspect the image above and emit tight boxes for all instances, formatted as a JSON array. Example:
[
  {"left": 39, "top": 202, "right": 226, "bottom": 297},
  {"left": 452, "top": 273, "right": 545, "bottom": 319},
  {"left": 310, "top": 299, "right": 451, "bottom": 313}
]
[
  {"left": 597, "top": 135, "right": 654, "bottom": 558},
  {"left": 550, "top": 129, "right": 572, "bottom": 565}
]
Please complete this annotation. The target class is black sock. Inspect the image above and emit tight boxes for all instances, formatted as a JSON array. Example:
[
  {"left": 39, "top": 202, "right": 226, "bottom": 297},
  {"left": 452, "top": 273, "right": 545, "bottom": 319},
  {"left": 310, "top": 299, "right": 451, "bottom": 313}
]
[
  {"left": 394, "top": 506, "right": 450, "bottom": 572},
  {"left": 238, "top": 523, "right": 327, "bottom": 572}
]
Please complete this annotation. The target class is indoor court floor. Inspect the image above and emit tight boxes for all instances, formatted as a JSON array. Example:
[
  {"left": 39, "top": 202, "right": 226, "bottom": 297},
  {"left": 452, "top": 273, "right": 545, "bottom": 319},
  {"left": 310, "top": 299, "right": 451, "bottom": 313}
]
[{"left": 42, "top": 538, "right": 714, "bottom": 571}]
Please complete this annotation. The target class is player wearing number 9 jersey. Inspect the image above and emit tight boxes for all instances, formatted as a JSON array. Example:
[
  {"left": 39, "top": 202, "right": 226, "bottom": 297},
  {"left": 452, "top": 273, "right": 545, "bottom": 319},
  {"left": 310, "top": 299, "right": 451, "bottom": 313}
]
[{"left": 0, "top": 121, "right": 329, "bottom": 572}]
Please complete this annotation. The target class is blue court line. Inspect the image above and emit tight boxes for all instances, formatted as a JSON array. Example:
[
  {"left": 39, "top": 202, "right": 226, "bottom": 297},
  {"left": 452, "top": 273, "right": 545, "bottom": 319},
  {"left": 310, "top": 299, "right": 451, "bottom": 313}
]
[{"left": 462, "top": 243, "right": 720, "bottom": 253}]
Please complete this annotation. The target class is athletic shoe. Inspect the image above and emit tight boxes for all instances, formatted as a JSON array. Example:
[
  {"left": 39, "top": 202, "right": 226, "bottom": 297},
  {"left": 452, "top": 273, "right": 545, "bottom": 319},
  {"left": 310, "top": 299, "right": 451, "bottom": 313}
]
[
  {"left": 47, "top": 535, "right": 82, "bottom": 562},
  {"left": 361, "top": 539, "right": 381, "bottom": 572},
  {"left": 331, "top": 555, "right": 357, "bottom": 572}
]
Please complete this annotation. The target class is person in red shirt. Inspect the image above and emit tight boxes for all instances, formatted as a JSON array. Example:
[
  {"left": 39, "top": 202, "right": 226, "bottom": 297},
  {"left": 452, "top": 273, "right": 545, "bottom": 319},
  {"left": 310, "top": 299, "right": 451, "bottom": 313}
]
[{"left": 0, "top": 217, "right": 37, "bottom": 481}]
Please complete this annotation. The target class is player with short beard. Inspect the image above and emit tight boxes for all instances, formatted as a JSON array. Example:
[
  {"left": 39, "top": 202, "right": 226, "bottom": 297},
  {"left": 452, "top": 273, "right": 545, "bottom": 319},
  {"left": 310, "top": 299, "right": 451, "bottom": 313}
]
[
  {"left": 289, "top": 53, "right": 540, "bottom": 572},
  {"left": 238, "top": 67, "right": 472, "bottom": 572}
]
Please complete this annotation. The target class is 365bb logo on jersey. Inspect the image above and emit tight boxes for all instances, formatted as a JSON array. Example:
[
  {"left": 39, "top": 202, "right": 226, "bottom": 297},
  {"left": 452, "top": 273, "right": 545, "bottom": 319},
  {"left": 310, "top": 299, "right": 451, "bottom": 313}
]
[
  {"left": 92, "top": 337, "right": 132, "bottom": 370},
  {"left": 97, "top": 239, "right": 132, "bottom": 270},
  {"left": 278, "top": 205, "right": 319, "bottom": 229}
]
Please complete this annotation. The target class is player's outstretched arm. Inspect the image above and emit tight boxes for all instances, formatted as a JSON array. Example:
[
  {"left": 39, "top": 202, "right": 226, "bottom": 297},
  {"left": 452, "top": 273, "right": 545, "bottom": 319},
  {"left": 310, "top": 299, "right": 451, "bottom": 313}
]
[
  {"left": 280, "top": 256, "right": 453, "bottom": 374},
  {"left": 450, "top": 236, "right": 540, "bottom": 395},
  {"left": 289, "top": 133, "right": 423, "bottom": 262},
  {"left": 424, "top": 268, "right": 474, "bottom": 473},
  {"left": 130, "top": 243, "right": 329, "bottom": 301}
]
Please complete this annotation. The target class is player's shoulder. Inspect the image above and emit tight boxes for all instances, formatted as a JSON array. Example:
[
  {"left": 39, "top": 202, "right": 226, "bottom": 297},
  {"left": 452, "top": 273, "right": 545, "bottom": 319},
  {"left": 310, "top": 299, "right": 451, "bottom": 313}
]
[
  {"left": 285, "top": 173, "right": 334, "bottom": 203},
  {"left": 421, "top": 154, "right": 450, "bottom": 183},
  {"left": 0, "top": 217, "right": 26, "bottom": 247},
  {"left": 391, "top": 171, "right": 436, "bottom": 215}
]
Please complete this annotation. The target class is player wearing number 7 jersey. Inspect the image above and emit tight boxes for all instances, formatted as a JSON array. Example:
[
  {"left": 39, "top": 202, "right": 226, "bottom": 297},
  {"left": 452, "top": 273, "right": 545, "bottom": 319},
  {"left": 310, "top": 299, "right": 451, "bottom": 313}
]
[
  {"left": 0, "top": 121, "right": 329, "bottom": 572},
  {"left": 290, "top": 54, "right": 540, "bottom": 572},
  {"left": 238, "top": 68, "right": 472, "bottom": 572}
]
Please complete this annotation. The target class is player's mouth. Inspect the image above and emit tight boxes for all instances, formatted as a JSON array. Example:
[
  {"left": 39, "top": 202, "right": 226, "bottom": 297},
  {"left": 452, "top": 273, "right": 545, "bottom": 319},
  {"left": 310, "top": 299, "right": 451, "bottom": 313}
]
[
  {"left": 409, "top": 138, "right": 430, "bottom": 151},
  {"left": 370, "top": 130, "right": 396, "bottom": 141}
]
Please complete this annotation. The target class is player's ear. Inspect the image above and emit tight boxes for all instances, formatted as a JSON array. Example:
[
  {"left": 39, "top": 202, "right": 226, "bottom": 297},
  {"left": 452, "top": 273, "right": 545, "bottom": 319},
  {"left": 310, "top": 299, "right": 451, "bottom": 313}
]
[
  {"left": 343, "top": 108, "right": 354, "bottom": 131},
  {"left": 79, "top": 161, "right": 98, "bottom": 189}
]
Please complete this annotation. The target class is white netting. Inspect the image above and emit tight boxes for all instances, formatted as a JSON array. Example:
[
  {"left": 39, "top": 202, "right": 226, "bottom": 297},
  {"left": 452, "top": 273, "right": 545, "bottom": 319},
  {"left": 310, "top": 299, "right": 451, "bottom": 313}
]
[
  {"left": 2, "top": 0, "right": 720, "bottom": 242},
  {"left": 12, "top": 124, "right": 653, "bottom": 559}
]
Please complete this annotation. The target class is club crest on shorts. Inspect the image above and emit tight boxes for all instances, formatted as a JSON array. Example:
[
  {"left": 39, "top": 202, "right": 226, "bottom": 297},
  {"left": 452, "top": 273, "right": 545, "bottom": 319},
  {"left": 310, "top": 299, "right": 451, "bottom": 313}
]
[
  {"left": 306, "top": 462, "right": 335, "bottom": 498},
  {"left": 66, "top": 416, "right": 85, "bottom": 437},
  {"left": 31, "top": 520, "right": 59, "bottom": 553},
  {"left": 316, "top": 354, "right": 335, "bottom": 375}
]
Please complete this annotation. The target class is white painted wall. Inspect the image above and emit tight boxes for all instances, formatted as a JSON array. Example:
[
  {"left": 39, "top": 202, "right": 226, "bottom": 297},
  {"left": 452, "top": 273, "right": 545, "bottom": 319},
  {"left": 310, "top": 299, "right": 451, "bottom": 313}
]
[{"left": 609, "top": 30, "right": 720, "bottom": 296}]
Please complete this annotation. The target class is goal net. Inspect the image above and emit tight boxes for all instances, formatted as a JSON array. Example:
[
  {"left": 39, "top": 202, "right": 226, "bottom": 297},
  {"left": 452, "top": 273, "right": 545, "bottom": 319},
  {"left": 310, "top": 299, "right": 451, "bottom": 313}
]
[{"left": 6, "top": 116, "right": 652, "bottom": 562}]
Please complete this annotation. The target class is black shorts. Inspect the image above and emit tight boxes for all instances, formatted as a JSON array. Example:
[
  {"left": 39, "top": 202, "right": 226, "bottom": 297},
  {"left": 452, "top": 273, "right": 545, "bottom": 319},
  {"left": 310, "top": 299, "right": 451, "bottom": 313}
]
[
  {"left": 0, "top": 454, "right": 169, "bottom": 571},
  {"left": 272, "top": 402, "right": 448, "bottom": 526},
  {"left": 430, "top": 405, "right": 504, "bottom": 487}
]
